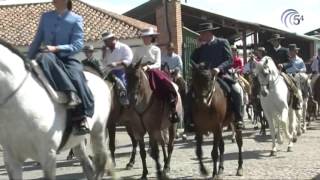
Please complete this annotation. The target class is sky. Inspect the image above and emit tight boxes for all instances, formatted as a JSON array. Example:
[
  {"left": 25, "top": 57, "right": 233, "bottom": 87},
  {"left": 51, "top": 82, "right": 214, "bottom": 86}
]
[{"left": 0, "top": 0, "right": 319, "bottom": 35}]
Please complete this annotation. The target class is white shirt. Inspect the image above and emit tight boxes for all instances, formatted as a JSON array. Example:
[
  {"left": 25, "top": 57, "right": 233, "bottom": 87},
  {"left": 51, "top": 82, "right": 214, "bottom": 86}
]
[
  {"left": 311, "top": 55, "right": 320, "bottom": 73},
  {"left": 133, "top": 44, "right": 161, "bottom": 69},
  {"left": 102, "top": 41, "right": 133, "bottom": 69}
]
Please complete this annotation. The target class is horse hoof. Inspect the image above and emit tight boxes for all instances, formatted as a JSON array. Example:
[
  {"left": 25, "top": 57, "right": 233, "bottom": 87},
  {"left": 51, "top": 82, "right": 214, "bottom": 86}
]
[
  {"left": 200, "top": 166, "right": 208, "bottom": 176},
  {"left": 236, "top": 167, "right": 243, "bottom": 176},
  {"left": 231, "top": 138, "right": 236, "bottom": 143},
  {"left": 182, "top": 134, "right": 187, "bottom": 141},
  {"left": 163, "top": 166, "right": 170, "bottom": 174},
  {"left": 140, "top": 176, "right": 147, "bottom": 180},
  {"left": 218, "top": 167, "right": 224, "bottom": 175},
  {"left": 126, "top": 163, "right": 134, "bottom": 170},
  {"left": 293, "top": 137, "right": 298, "bottom": 143},
  {"left": 287, "top": 147, "right": 293, "bottom": 152},
  {"left": 270, "top": 151, "right": 277, "bottom": 156}
]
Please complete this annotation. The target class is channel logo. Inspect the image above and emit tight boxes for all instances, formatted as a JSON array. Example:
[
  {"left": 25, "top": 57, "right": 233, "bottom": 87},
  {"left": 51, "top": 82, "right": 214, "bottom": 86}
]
[{"left": 281, "top": 9, "right": 304, "bottom": 28}]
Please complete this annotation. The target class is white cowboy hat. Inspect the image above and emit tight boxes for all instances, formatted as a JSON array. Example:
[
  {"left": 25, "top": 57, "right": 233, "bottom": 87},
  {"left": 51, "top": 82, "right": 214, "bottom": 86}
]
[
  {"left": 140, "top": 27, "right": 159, "bottom": 37},
  {"left": 101, "top": 31, "right": 115, "bottom": 40}
]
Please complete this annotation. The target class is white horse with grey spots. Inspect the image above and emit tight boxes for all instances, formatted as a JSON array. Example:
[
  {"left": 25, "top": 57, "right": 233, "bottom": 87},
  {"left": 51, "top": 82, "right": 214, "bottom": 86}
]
[
  {"left": 253, "top": 56, "right": 295, "bottom": 156},
  {"left": 0, "top": 40, "right": 114, "bottom": 180}
]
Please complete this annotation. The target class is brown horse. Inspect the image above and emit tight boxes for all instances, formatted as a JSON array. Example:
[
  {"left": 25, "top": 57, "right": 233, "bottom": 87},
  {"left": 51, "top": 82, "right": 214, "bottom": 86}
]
[
  {"left": 82, "top": 66, "right": 139, "bottom": 169},
  {"left": 191, "top": 63, "right": 243, "bottom": 179},
  {"left": 126, "top": 62, "right": 182, "bottom": 179}
]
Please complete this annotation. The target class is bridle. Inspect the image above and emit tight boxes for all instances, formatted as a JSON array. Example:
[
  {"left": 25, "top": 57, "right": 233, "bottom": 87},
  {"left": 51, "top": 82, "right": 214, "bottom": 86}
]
[{"left": 0, "top": 70, "right": 30, "bottom": 107}]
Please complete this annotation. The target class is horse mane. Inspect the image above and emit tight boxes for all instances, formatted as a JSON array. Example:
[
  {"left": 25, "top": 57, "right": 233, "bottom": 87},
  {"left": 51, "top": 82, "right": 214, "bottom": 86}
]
[{"left": 0, "top": 38, "right": 27, "bottom": 62}]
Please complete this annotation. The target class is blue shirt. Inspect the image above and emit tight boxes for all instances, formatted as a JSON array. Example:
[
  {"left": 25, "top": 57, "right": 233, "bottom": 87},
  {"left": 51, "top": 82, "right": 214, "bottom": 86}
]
[
  {"left": 28, "top": 10, "right": 84, "bottom": 59},
  {"left": 161, "top": 52, "right": 183, "bottom": 72},
  {"left": 284, "top": 56, "right": 306, "bottom": 74}
]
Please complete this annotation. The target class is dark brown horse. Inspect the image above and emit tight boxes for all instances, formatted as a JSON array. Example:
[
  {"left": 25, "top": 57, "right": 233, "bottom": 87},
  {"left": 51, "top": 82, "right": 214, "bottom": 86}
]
[
  {"left": 191, "top": 63, "right": 243, "bottom": 179},
  {"left": 126, "top": 62, "right": 182, "bottom": 179}
]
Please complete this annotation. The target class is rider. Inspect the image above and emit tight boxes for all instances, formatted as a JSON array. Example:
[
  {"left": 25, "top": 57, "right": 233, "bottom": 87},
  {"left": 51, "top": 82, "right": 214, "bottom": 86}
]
[
  {"left": 101, "top": 31, "right": 133, "bottom": 106},
  {"left": 231, "top": 45, "right": 244, "bottom": 74},
  {"left": 132, "top": 27, "right": 180, "bottom": 123},
  {"left": 81, "top": 45, "right": 103, "bottom": 76},
  {"left": 311, "top": 48, "right": 320, "bottom": 77},
  {"left": 278, "top": 44, "right": 306, "bottom": 109},
  {"left": 191, "top": 22, "right": 244, "bottom": 130},
  {"left": 28, "top": 0, "right": 93, "bottom": 135},
  {"left": 268, "top": 33, "right": 289, "bottom": 66},
  {"left": 161, "top": 42, "right": 183, "bottom": 75}
]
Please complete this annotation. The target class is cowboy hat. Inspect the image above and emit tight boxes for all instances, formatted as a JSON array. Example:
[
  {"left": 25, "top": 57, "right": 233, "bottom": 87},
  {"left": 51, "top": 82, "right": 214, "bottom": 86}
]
[
  {"left": 288, "top": 44, "right": 300, "bottom": 51},
  {"left": 196, "top": 22, "right": 220, "bottom": 33},
  {"left": 101, "top": 31, "right": 115, "bottom": 40},
  {"left": 267, "top": 34, "right": 285, "bottom": 42},
  {"left": 140, "top": 27, "right": 159, "bottom": 37},
  {"left": 83, "top": 45, "right": 94, "bottom": 52}
]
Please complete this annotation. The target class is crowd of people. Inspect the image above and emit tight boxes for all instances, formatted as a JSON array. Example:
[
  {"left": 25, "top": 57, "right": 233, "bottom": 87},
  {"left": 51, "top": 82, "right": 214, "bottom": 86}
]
[{"left": 27, "top": 0, "right": 320, "bottom": 136}]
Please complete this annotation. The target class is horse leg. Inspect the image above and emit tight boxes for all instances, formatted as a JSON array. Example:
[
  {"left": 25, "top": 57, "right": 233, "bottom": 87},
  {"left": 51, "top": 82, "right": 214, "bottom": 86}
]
[
  {"left": 295, "top": 108, "right": 303, "bottom": 136},
  {"left": 107, "top": 122, "right": 116, "bottom": 167},
  {"left": 40, "top": 149, "right": 57, "bottom": 180},
  {"left": 125, "top": 125, "right": 138, "bottom": 170},
  {"left": 91, "top": 129, "right": 114, "bottom": 180},
  {"left": 211, "top": 132, "right": 219, "bottom": 179},
  {"left": 138, "top": 139, "right": 148, "bottom": 179},
  {"left": 164, "top": 123, "right": 177, "bottom": 174},
  {"left": 288, "top": 107, "right": 297, "bottom": 143},
  {"left": 73, "top": 142, "right": 95, "bottom": 180},
  {"left": 195, "top": 133, "right": 208, "bottom": 176},
  {"left": 230, "top": 123, "right": 236, "bottom": 143},
  {"left": 301, "top": 99, "right": 308, "bottom": 133},
  {"left": 218, "top": 138, "right": 225, "bottom": 176},
  {"left": 264, "top": 110, "right": 277, "bottom": 155},
  {"left": 3, "top": 149, "right": 23, "bottom": 180},
  {"left": 66, "top": 149, "right": 75, "bottom": 160},
  {"left": 149, "top": 138, "right": 165, "bottom": 179},
  {"left": 235, "top": 128, "right": 243, "bottom": 176}
]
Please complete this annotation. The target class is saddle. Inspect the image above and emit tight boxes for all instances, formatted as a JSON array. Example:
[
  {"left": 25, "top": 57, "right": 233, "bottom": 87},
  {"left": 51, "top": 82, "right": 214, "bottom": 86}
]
[
  {"left": 30, "top": 60, "right": 71, "bottom": 104},
  {"left": 280, "top": 72, "right": 302, "bottom": 109}
]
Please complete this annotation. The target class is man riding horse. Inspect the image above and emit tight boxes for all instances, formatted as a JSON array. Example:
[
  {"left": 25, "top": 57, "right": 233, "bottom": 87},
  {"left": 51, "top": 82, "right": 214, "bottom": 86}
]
[{"left": 190, "top": 22, "right": 244, "bottom": 130}]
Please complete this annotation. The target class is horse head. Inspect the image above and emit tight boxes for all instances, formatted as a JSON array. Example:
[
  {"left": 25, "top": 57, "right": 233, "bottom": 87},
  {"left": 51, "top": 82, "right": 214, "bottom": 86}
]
[
  {"left": 191, "top": 61, "right": 216, "bottom": 104},
  {"left": 126, "top": 59, "right": 151, "bottom": 106},
  {"left": 253, "top": 56, "right": 278, "bottom": 97}
]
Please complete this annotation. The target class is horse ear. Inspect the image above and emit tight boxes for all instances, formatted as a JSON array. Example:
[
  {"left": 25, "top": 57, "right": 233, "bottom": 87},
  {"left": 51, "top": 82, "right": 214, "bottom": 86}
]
[
  {"left": 191, "top": 61, "right": 199, "bottom": 70},
  {"left": 135, "top": 58, "right": 143, "bottom": 69}
]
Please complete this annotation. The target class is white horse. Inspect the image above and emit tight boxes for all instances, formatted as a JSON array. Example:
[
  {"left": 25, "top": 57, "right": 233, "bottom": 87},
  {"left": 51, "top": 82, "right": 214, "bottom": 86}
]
[
  {"left": 0, "top": 41, "right": 113, "bottom": 180},
  {"left": 253, "top": 56, "right": 294, "bottom": 155}
]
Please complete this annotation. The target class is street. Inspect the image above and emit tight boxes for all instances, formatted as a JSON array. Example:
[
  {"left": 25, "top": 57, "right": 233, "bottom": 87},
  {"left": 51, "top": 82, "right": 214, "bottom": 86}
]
[{"left": 0, "top": 119, "right": 319, "bottom": 179}]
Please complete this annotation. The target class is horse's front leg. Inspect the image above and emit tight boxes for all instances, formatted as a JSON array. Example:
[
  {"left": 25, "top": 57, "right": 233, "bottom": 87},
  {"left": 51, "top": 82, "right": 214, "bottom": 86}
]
[
  {"left": 138, "top": 139, "right": 148, "bottom": 180},
  {"left": 195, "top": 133, "right": 208, "bottom": 176},
  {"left": 3, "top": 149, "right": 23, "bottom": 180},
  {"left": 149, "top": 138, "right": 165, "bottom": 179},
  {"left": 107, "top": 121, "right": 116, "bottom": 166},
  {"left": 73, "top": 142, "right": 94, "bottom": 180},
  {"left": 125, "top": 125, "right": 138, "bottom": 170},
  {"left": 163, "top": 123, "right": 177, "bottom": 174},
  {"left": 235, "top": 127, "right": 243, "bottom": 176},
  {"left": 211, "top": 131, "right": 221, "bottom": 179}
]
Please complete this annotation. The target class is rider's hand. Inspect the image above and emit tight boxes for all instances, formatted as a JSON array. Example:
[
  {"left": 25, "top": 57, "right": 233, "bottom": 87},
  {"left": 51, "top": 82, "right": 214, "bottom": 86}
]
[
  {"left": 108, "top": 62, "right": 118, "bottom": 68},
  {"left": 213, "top": 68, "right": 220, "bottom": 75},
  {"left": 46, "top": 45, "right": 58, "bottom": 53}
]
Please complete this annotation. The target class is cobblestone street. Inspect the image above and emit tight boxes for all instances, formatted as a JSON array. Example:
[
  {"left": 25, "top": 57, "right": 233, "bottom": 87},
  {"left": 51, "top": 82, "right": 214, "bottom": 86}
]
[{"left": 0, "top": 119, "right": 319, "bottom": 180}]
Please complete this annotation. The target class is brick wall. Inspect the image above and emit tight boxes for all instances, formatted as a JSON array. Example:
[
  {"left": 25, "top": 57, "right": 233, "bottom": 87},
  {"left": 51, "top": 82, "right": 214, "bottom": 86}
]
[{"left": 155, "top": 0, "right": 183, "bottom": 56}]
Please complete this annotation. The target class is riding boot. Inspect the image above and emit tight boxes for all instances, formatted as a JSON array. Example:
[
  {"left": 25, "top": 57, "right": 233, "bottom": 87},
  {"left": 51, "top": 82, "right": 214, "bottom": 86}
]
[
  {"left": 70, "top": 108, "right": 90, "bottom": 136},
  {"left": 169, "top": 99, "right": 180, "bottom": 123},
  {"left": 230, "top": 83, "right": 244, "bottom": 130}
]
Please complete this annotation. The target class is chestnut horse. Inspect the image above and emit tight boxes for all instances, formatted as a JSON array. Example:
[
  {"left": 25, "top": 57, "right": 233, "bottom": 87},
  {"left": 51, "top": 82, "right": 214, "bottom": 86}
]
[
  {"left": 125, "top": 62, "right": 183, "bottom": 179},
  {"left": 191, "top": 63, "right": 243, "bottom": 179}
]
